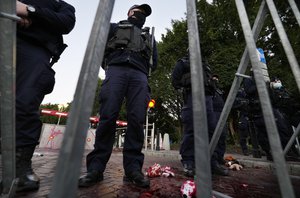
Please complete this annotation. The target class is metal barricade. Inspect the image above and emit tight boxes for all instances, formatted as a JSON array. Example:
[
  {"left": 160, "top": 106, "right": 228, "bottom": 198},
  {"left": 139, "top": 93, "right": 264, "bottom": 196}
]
[
  {"left": 0, "top": 1, "right": 20, "bottom": 197},
  {"left": 1, "top": 0, "right": 299, "bottom": 197}
]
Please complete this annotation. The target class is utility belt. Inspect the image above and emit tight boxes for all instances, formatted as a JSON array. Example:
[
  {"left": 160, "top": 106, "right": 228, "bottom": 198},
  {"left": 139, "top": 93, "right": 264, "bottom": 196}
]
[
  {"left": 103, "top": 49, "right": 149, "bottom": 72},
  {"left": 18, "top": 34, "right": 66, "bottom": 67}
]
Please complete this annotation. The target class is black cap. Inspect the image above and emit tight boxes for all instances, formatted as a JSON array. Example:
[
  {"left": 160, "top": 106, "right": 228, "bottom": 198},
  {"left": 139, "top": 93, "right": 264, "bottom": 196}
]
[{"left": 128, "top": 4, "right": 152, "bottom": 17}]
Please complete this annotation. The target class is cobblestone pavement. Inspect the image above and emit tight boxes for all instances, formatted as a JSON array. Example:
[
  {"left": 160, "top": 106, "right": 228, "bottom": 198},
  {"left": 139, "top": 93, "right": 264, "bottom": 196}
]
[{"left": 1, "top": 148, "right": 300, "bottom": 198}]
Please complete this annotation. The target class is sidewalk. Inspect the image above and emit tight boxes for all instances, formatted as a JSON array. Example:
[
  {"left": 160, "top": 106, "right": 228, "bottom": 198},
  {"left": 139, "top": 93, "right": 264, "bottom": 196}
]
[{"left": 2, "top": 148, "right": 300, "bottom": 198}]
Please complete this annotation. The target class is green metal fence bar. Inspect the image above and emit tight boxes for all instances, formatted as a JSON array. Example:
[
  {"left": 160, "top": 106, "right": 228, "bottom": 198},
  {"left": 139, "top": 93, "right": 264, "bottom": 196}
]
[{"left": 48, "top": 0, "right": 115, "bottom": 197}]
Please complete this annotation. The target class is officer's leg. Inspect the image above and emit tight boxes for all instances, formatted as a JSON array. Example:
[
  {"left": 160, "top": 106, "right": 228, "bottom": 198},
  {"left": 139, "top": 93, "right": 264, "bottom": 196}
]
[
  {"left": 238, "top": 114, "right": 249, "bottom": 155},
  {"left": 206, "top": 96, "right": 229, "bottom": 176},
  {"left": 16, "top": 40, "right": 54, "bottom": 191},
  {"left": 122, "top": 68, "right": 149, "bottom": 173},
  {"left": 274, "top": 108, "right": 293, "bottom": 147},
  {"left": 180, "top": 94, "right": 194, "bottom": 177},
  {"left": 253, "top": 118, "right": 271, "bottom": 160},
  {"left": 214, "top": 111, "right": 228, "bottom": 163},
  {"left": 79, "top": 67, "right": 127, "bottom": 188},
  {"left": 86, "top": 66, "right": 127, "bottom": 173},
  {"left": 180, "top": 94, "right": 194, "bottom": 163},
  {"left": 122, "top": 68, "right": 150, "bottom": 187}
]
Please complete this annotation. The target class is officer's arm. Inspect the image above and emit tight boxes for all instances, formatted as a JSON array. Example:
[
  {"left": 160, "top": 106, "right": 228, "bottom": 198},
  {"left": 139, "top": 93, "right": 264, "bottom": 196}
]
[
  {"left": 243, "top": 78, "right": 257, "bottom": 95},
  {"left": 27, "top": 1, "right": 76, "bottom": 34},
  {"left": 171, "top": 61, "right": 184, "bottom": 89},
  {"left": 108, "top": 23, "right": 117, "bottom": 39}
]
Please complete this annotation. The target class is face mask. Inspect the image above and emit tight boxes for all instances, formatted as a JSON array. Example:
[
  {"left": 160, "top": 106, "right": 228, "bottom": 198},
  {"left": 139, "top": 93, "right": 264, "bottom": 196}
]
[
  {"left": 128, "top": 11, "right": 146, "bottom": 28},
  {"left": 273, "top": 82, "right": 282, "bottom": 89}
]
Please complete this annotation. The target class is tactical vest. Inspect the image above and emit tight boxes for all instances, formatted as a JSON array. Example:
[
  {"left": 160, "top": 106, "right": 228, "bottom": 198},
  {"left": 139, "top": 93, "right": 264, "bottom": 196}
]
[
  {"left": 180, "top": 57, "right": 216, "bottom": 94},
  {"left": 106, "top": 20, "right": 152, "bottom": 60}
]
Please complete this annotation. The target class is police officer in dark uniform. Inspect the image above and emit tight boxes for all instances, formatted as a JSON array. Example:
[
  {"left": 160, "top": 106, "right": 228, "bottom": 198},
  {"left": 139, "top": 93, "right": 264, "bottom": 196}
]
[
  {"left": 15, "top": 0, "right": 75, "bottom": 192},
  {"left": 211, "top": 75, "right": 228, "bottom": 164},
  {"left": 269, "top": 78, "right": 300, "bottom": 127},
  {"left": 243, "top": 76, "right": 294, "bottom": 160},
  {"left": 172, "top": 54, "right": 229, "bottom": 177},
  {"left": 269, "top": 78, "right": 300, "bottom": 158},
  {"left": 79, "top": 4, "right": 157, "bottom": 188}
]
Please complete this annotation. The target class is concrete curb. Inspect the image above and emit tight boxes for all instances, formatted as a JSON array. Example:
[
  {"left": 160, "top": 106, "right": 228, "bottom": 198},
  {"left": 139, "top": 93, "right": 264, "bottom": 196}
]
[{"left": 143, "top": 150, "right": 300, "bottom": 175}]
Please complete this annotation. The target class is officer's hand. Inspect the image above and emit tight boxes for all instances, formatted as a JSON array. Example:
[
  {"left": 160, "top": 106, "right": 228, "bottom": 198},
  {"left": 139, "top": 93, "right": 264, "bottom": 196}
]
[
  {"left": 17, "top": 17, "right": 32, "bottom": 28},
  {"left": 16, "top": 1, "right": 28, "bottom": 17}
]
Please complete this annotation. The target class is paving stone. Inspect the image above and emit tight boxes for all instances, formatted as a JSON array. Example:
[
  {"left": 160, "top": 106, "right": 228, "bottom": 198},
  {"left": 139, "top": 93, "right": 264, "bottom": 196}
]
[{"left": 1, "top": 148, "right": 299, "bottom": 197}]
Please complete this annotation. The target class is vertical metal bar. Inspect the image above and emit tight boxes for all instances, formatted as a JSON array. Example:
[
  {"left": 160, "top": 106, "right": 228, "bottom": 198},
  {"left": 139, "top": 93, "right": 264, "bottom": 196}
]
[
  {"left": 150, "top": 123, "right": 154, "bottom": 150},
  {"left": 145, "top": 111, "right": 149, "bottom": 150},
  {"left": 210, "top": 0, "right": 268, "bottom": 155},
  {"left": 49, "top": 0, "right": 115, "bottom": 197},
  {"left": 186, "top": 1, "right": 212, "bottom": 197},
  {"left": 0, "top": 0, "right": 17, "bottom": 195},
  {"left": 235, "top": 0, "right": 295, "bottom": 197},
  {"left": 287, "top": 0, "right": 300, "bottom": 27},
  {"left": 265, "top": 0, "right": 300, "bottom": 93}
]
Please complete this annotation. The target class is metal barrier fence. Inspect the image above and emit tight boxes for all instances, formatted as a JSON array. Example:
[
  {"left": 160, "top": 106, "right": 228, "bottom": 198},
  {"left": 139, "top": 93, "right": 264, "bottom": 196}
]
[
  {"left": 0, "top": 0, "right": 299, "bottom": 197},
  {"left": 0, "top": 0, "right": 19, "bottom": 196}
]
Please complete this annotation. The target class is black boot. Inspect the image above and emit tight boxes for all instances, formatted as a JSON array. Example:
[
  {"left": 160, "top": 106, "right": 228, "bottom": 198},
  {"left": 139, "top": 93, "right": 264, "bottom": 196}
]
[
  {"left": 78, "top": 170, "right": 103, "bottom": 187},
  {"left": 212, "top": 164, "right": 229, "bottom": 176},
  {"left": 16, "top": 146, "right": 40, "bottom": 192},
  {"left": 182, "top": 163, "right": 195, "bottom": 178},
  {"left": 123, "top": 171, "right": 150, "bottom": 188}
]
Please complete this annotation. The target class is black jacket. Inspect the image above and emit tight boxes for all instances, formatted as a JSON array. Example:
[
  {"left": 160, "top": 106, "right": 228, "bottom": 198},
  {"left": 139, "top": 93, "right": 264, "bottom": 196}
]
[
  {"left": 171, "top": 56, "right": 215, "bottom": 95},
  {"left": 17, "top": 0, "right": 76, "bottom": 54}
]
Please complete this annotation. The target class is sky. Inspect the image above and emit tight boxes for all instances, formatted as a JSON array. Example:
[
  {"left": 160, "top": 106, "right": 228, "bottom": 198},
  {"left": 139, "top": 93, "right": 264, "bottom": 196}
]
[{"left": 42, "top": 0, "right": 188, "bottom": 104}]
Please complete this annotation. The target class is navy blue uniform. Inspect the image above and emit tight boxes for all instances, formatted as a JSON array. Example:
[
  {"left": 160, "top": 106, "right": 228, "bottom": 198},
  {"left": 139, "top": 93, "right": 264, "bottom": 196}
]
[
  {"left": 86, "top": 22, "right": 158, "bottom": 175},
  {"left": 16, "top": 0, "right": 76, "bottom": 148},
  {"left": 172, "top": 57, "right": 226, "bottom": 173},
  {"left": 15, "top": 0, "right": 75, "bottom": 192},
  {"left": 234, "top": 88, "right": 250, "bottom": 154},
  {"left": 238, "top": 113, "right": 249, "bottom": 153},
  {"left": 212, "top": 88, "right": 228, "bottom": 163}
]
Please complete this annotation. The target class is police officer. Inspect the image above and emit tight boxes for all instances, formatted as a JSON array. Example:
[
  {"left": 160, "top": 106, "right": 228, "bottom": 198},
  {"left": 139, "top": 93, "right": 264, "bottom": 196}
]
[
  {"left": 269, "top": 78, "right": 300, "bottom": 158},
  {"left": 211, "top": 75, "right": 228, "bottom": 164},
  {"left": 172, "top": 54, "right": 229, "bottom": 177},
  {"left": 79, "top": 4, "right": 157, "bottom": 188},
  {"left": 15, "top": 0, "right": 75, "bottom": 192},
  {"left": 269, "top": 78, "right": 300, "bottom": 127},
  {"left": 243, "top": 76, "right": 294, "bottom": 160}
]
